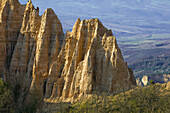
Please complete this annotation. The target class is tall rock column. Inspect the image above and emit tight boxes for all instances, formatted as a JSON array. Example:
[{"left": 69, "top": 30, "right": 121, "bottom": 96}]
[
  {"left": 45, "top": 19, "right": 136, "bottom": 102},
  {"left": 30, "top": 8, "right": 64, "bottom": 97},
  {"left": 0, "top": 0, "right": 25, "bottom": 76}
]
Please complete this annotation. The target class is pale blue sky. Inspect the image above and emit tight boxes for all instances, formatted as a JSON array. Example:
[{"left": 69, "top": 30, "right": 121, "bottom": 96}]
[{"left": 18, "top": 0, "right": 170, "bottom": 36}]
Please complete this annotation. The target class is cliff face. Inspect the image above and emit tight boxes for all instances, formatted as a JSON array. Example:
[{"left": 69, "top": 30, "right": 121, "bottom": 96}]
[
  {"left": 0, "top": 0, "right": 136, "bottom": 104},
  {"left": 43, "top": 18, "right": 136, "bottom": 102},
  {"left": 0, "top": 0, "right": 25, "bottom": 76}
]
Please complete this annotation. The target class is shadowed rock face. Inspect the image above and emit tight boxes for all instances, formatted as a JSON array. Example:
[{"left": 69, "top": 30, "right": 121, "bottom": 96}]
[
  {"left": 0, "top": 0, "right": 136, "bottom": 104},
  {"left": 0, "top": 0, "right": 25, "bottom": 75}
]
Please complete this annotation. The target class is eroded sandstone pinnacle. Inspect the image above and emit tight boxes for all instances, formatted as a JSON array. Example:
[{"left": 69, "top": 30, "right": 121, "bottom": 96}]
[{"left": 0, "top": 0, "right": 136, "bottom": 104}]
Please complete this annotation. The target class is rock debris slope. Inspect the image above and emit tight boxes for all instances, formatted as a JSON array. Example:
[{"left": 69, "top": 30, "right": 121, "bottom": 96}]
[{"left": 0, "top": 0, "right": 136, "bottom": 104}]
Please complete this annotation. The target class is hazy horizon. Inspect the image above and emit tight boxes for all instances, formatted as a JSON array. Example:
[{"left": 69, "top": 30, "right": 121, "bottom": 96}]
[{"left": 18, "top": 0, "right": 170, "bottom": 37}]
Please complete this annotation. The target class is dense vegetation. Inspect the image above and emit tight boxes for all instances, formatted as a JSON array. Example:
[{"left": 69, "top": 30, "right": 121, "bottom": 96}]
[
  {"left": 41, "top": 82, "right": 170, "bottom": 113},
  {"left": 0, "top": 79, "right": 41, "bottom": 113},
  {"left": 67, "top": 84, "right": 170, "bottom": 113},
  {"left": 129, "top": 53, "right": 170, "bottom": 78},
  {"left": 0, "top": 79, "right": 14, "bottom": 113},
  {"left": 1, "top": 79, "right": 170, "bottom": 113}
]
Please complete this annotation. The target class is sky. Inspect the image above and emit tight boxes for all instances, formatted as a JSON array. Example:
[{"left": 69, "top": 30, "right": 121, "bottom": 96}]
[{"left": 18, "top": 0, "right": 170, "bottom": 37}]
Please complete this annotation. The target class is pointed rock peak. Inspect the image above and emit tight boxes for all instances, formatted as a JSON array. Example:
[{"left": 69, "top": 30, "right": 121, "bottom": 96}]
[
  {"left": 85, "top": 18, "right": 103, "bottom": 27},
  {"left": 4, "top": 0, "right": 20, "bottom": 6},
  {"left": 72, "top": 18, "right": 102, "bottom": 27},
  {"left": 76, "top": 18, "right": 102, "bottom": 28},
  {"left": 0, "top": 0, "right": 21, "bottom": 14},
  {"left": 75, "top": 18, "right": 81, "bottom": 26},
  {"left": 72, "top": 18, "right": 81, "bottom": 34},
  {"left": 84, "top": 18, "right": 99, "bottom": 22},
  {"left": 75, "top": 18, "right": 81, "bottom": 24},
  {"left": 108, "top": 29, "right": 113, "bottom": 35},
  {"left": 86, "top": 18, "right": 100, "bottom": 24},
  {"left": 85, "top": 18, "right": 112, "bottom": 37},
  {"left": 94, "top": 18, "right": 99, "bottom": 22},
  {"left": 43, "top": 8, "right": 57, "bottom": 18},
  {"left": 70, "top": 18, "right": 113, "bottom": 39},
  {"left": 45, "top": 8, "right": 55, "bottom": 14},
  {"left": 66, "top": 30, "right": 71, "bottom": 35},
  {"left": 25, "top": 4, "right": 33, "bottom": 11},
  {"left": 27, "top": 0, "right": 32, "bottom": 4},
  {"left": 26, "top": 0, "right": 34, "bottom": 7}
]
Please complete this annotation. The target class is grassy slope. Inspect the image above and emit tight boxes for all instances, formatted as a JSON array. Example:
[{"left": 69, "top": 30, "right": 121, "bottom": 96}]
[
  {"left": 69, "top": 83, "right": 170, "bottom": 113},
  {"left": 40, "top": 82, "right": 170, "bottom": 113}
]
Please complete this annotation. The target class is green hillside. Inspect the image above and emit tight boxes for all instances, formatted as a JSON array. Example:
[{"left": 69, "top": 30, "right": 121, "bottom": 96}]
[
  {"left": 129, "top": 53, "right": 170, "bottom": 78},
  {"left": 40, "top": 82, "right": 170, "bottom": 113}
]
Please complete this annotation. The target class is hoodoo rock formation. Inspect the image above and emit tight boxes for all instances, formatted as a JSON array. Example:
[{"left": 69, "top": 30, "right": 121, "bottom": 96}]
[
  {"left": 0, "top": 0, "right": 136, "bottom": 105},
  {"left": 43, "top": 18, "right": 136, "bottom": 102}
]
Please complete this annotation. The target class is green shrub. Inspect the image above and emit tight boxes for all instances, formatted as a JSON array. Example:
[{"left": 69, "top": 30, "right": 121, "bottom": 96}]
[
  {"left": 0, "top": 79, "right": 14, "bottom": 113},
  {"left": 149, "top": 79, "right": 155, "bottom": 85},
  {"left": 70, "top": 84, "right": 170, "bottom": 113},
  {"left": 21, "top": 99, "right": 38, "bottom": 113},
  {"left": 113, "top": 85, "right": 170, "bottom": 113}
]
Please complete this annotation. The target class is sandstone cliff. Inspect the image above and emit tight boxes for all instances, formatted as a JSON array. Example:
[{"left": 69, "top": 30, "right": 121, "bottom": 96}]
[
  {"left": 42, "top": 18, "right": 136, "bottom": 102},
  {"left": 0, "top": 0, "right": 25, "bottom": 76},
  {"left": 0, "top": 0, "right": 136, "bottom": 105}
]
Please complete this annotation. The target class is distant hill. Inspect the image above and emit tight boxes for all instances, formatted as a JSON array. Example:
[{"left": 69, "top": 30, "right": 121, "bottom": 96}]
[
  {"left": 19, "top": 0, "right": 170, "bottom": 37},
  {"left": 129, "top": 53, "right": 170, "bottom": 78}
]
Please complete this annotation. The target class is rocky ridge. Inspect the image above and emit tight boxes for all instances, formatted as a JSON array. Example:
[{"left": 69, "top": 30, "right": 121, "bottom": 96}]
[{"left": 0, "top": 0, "right": 136, "bottom": 106}]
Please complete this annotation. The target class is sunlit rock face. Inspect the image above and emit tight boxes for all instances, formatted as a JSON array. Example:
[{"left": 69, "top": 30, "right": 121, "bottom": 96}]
[
  {"left": 41, "top": 18, "right": 136, "bottom": 102},
  {"left": 0, "top": 0, "right": 136, "bottom": 104}
]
